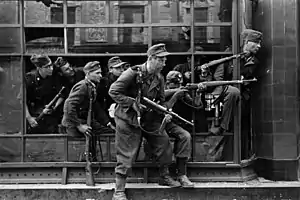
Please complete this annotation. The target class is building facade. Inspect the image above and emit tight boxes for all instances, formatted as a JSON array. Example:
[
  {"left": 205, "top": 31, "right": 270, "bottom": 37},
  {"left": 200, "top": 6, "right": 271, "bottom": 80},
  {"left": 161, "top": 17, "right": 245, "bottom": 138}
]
[{"left": 0, "top": 0, "right": 298, "bottom": 183}]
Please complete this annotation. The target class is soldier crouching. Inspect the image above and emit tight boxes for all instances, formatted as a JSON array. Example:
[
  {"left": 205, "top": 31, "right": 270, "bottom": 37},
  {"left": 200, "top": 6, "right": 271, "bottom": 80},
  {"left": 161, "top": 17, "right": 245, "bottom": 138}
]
[
  {"left": 109, "top": 44, "right": 179, "bottom": 200},
  {"left": 62, "top": 61, "right": 114, "bottom": 160}
]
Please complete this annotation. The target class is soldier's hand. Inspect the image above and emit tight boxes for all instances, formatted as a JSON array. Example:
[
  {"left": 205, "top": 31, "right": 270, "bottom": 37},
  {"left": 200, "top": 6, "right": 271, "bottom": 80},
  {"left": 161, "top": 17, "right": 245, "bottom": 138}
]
[
  {"left": 197, "top": 83, "right": 207, "bottom": 91},
  {"left": 132, "top": 101, "right": 141, "bottom": 115},
  {"left": 27, "top": 116, "right": 38, "bottom": 128},
  {"left": 184, "top": 71, "right": 191, "bottom": 80},
  {"left": 43, "top": 107, "right": 53, "bottom": 115},
  {"left": 77, "top": 124, "right": 92, "bottom": 136},
  {"left": 174, "top": 88, "right": 188, "bottom": 99},
  {"left": 165, "top": 114, "right": 172, "bottom": 123}
]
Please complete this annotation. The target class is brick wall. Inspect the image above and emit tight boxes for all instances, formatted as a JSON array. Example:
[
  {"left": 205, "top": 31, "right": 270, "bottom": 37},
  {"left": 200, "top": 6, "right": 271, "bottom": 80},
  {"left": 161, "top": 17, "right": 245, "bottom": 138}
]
[{"left": 253, "top": 0, "right": 300, "bottom": 180}]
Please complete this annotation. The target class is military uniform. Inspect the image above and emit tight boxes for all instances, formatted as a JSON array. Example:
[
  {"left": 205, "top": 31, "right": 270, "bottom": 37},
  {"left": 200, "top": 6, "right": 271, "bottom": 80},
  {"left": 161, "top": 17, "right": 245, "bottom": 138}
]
[
  {"left": 62, "top": 62, "right": 112, "bottom": 137},
  {"left": 110, "top": 44, "right": 180, "bottom": 200},
  {"left": 26, "top": 55, "right": 63, "bottom": 134}
]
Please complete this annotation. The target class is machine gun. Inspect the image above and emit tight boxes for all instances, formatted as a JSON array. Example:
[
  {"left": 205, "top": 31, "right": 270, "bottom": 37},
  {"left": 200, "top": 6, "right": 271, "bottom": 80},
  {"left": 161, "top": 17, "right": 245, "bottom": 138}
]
[
  {"left": 197, "top": 52, "right": 248, "bottom": 77},
  {"left": 85, "top": 87, "right": 95, "bottom": 186},
  {"left": 184, "top": 78, "right": 257, "bottom": 92},
  {"left": 27, "top": 86, "right": 65, "bottom": 134},
  {"left": 141, "top": 97, "right": 194, "bottom": 126}
]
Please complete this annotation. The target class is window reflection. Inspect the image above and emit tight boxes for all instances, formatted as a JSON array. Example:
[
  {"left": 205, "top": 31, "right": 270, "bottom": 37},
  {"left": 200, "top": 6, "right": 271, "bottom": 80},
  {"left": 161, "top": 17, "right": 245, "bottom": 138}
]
[
  {"left": 25, "top": 0, "right": 64, "bottom": 24},
  {"left": 0, "top": 138, "right": 21, "bottom": 162},
  {"left": 0, "top": 28, "right": 21, "bottom": 53},
  {"left": 0, "top": 1, "right": 19, "bottom": 24},
  {"left": 25, "top": 28, "right": 64, "bottom": 54},
  {"left": 0, "top": 57, "right": 22, "bottom": 135},
  {"left": 67, "top": 28, "right": 148, "bottom": 53}
]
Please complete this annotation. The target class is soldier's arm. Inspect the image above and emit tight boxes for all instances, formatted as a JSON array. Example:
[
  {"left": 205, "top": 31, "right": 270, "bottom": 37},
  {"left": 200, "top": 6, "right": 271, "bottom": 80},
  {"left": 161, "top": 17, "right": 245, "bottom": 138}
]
[
  {"left": 109, "top": 68, "right": 136, "bottom": 108},
  {"left": 212, "top": 63, "right": 225, "bottom": 94},
  {"left": 63, "top": 83, "right": 86, "bottom": 127}
]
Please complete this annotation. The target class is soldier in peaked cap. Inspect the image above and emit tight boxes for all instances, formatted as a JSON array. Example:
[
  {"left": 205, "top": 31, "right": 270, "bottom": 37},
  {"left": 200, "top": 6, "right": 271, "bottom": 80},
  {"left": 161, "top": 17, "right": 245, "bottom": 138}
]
[
  {"left": 25, "top": 54, "right": 64, "bottom": 134},
  {"left": 109, "top": 44, "right": 182, "bottom": 200},
  {"left": 240, "top": 29, "right": 262, "bottom": 159},
  {"left": 62, "top": 61, "right": 114, "bottom": 159},
  {"left": 97, "top": 57, "right": 129, "bottom": 127}
]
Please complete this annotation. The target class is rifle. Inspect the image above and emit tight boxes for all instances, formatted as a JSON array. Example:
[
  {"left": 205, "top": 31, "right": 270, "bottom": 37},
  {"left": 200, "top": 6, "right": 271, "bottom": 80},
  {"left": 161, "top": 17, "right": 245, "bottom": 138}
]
[
  {"left": 141, "top": 97, "right": 194, "bottom": 126},
  {"left": 27, "top": 86, "right": 65, "bottom": 133},
  {"left": 85, "top": 87, "right": 95, "bottom": 186},
  {"left": 197, "top": 52, "right": 248, "bottom": 77},
  {"left": 184, "top": 78, "right": 257, "bottom": 91}
]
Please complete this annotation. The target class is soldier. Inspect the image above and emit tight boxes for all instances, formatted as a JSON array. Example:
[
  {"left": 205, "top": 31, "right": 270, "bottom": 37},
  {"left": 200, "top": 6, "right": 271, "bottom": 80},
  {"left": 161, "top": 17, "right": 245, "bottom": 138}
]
[
  {"left": 25, "top": 54, "right": 64, "bottom": 134},
  {"left": 165, "top": 71, "right": 207, "bottom": 133},
  {"left": 54, "top": 57, "right": 85, "bottom": 93},
  {"left": 62, "top": 61, "right": 114, "bottom": 138},
  {"left": 98, "top": 56, "right": 128, "bottom": 125},
  {"left": 173, "top": 46, "right": 204, "bottom": 85},
  {"left": 109, "top": 44, "right": 180, "bottom": 200},
  {"left": 240, "top": 29, "right": 262, "bottom": 158}
]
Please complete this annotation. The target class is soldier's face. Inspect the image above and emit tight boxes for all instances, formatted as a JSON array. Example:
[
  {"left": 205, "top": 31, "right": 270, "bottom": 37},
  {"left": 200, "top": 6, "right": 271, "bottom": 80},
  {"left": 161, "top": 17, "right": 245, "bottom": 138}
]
[
  {"left": 149, "top": 56, "right": 166, "bottom": 74},
  {"left": 244, "top": 41, "right": 261, "bottom": 54},
  {"left": 89, "top": 68, "right": 102, "bottom": 83},
  {"left": 110, "top": 65, "right": 124, "bottom": 77},
  {"left": 41, "top": 62, "right": 53, "bottom": 76},
  {"left": 60, "top": 63, "right": 75, "bottom": 77}
]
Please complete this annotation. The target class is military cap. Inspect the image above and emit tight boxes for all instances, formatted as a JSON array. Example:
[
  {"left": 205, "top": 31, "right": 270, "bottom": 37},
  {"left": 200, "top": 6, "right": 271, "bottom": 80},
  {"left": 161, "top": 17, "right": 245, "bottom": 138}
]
[
  {"left": 147, "top": 43, "right": 170, "bottom": 57},
  {"left": 166, "top": 71, "right": 183, "bottom": 84},
  {"left": 30, "top": 54, "right": 52, "bottom": 68},
  {"left": 83, "top": 61, "right": 101, "bottom": 74},
  {"left": 54, "top": 57, "right": 68, "bottom": 68},
  {"left": 241, "top": 29, "right": 263, "bottom": 43},
  {"left": 107, "top": 56, "right": 127, "bottom": 69}
]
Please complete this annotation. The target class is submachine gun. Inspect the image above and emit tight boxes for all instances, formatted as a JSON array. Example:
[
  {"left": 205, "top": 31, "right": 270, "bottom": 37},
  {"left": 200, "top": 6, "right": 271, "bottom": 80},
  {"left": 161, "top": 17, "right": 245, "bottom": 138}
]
[
  {"left": 27, "top": 86, "right": 65, "bottom": 134},
  {"left": 140, "top": 97, "right": 194, "bottom": 127}
]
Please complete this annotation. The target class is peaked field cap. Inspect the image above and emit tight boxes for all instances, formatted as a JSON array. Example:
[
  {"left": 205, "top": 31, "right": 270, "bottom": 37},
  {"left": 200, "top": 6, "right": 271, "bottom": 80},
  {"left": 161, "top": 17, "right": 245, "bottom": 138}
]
[
  {"left": 147, "top": 43, "right": 170, "bottom": 57},
  {"left": 30, "top": 54, "right": 52, "bottom": 68},
  {"left": 241, "top": 29, "right": 263, "bottom": 43},
  {"left": 83, "top": 61, "right": 101, "bottom": 74},
  {"left": 108, "top": 56, "right": 127, "bottom": 68}
]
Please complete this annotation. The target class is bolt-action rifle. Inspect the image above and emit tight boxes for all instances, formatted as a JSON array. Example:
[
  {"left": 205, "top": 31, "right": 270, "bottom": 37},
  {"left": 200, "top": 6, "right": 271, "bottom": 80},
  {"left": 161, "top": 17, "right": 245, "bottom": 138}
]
[
  {"left": 85, "top": 88, "right": 95, "bottom": 186},
  {"left": 184, "top": 78, "right": 257, "bottom": 92},
  {"left": 27, "top": 86, "right": 65, "bottom": 133}
]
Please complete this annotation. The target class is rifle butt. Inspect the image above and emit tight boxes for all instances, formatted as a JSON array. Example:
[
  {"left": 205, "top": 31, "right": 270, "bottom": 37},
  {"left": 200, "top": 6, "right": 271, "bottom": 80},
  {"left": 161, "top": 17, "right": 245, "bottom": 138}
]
[{"left": 85, "top": 135, "right": 95, "bottom": 186}]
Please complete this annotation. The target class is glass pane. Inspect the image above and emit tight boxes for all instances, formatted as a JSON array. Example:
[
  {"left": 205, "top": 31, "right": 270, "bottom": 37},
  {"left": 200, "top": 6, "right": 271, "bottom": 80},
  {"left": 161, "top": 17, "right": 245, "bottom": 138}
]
[
  {"left": 192, "top": 26, "right": 232, "bottom": 51},
  {"left": 67, "top": 28, "right": 148, "bottom": 54},
  {"left": 151, "top": 1, "right": 188, "bottom": 23},
  {"left": 0, "top": 1, "right": 19, "bottom": 24},
  {"left": 152, "top": 27, "right": 190, "bottom": 52},
  {"left": 0, "top": 57, "right": 22, "bottom": 135},
  {"left": 0, "top": 28, "right": 21, "bottom": 53},
  {"left": 25, "top": 0, "right": 64, "bottom": 24},
  {"left": 190, "top": 0, "right": 232, "bottom": 23},
  {"left": 67, "top": 1, "right": 109, "bottom": 24},
  {"left": 25, "top": 28, "right": 64, "bottom": 54},
  {"left": 25, "top": 138, "right": 64, "bottom": 162},
  {"left": 0, "top": 138, "right": 21, "bottom": 162}
]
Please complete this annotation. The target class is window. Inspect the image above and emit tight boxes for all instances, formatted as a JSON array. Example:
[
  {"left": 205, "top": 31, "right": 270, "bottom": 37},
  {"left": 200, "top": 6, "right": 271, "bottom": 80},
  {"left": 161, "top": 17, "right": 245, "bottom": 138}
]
[{"left": 0, "top": 0, "right": 246, "bottom": 183}]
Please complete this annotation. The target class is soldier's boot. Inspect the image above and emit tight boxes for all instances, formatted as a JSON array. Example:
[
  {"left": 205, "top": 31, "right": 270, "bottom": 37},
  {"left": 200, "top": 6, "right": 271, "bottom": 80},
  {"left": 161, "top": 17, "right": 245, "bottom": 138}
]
[
  {"left": 158, "top": 165, "right": 181, "bottom": 188},
  {"left": 177, "top": 157, "right": 194, "bottom": 188},
  {"left": 112, "top": 174, "right": 128, "bottom": 200}
]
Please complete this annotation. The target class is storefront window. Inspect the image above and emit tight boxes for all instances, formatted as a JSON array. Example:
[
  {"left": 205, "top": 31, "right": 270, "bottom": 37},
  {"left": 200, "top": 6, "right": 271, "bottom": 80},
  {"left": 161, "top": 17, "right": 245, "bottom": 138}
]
[{"left": 0, "top": 0, "right": 243, "bottom": 182}]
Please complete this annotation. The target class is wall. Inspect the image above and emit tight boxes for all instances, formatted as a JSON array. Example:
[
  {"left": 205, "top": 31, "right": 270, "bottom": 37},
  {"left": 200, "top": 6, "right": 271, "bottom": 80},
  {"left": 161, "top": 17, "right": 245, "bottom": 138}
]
[{"left": 253, "top": 0, "right": 300, "bottom": 180}]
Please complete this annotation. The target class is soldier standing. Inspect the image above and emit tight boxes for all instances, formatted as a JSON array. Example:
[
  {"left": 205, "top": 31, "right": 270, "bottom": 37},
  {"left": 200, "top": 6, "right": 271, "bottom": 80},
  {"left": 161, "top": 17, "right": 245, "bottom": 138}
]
[
  {"left": 25, "top": 54, "right": 64, "bottom": 134},
  {"left": 240, "top": 29, "right": 262, "bottom": 158},
  {"left": 109, "top": 44, "right": 180, "bottom": 200}
]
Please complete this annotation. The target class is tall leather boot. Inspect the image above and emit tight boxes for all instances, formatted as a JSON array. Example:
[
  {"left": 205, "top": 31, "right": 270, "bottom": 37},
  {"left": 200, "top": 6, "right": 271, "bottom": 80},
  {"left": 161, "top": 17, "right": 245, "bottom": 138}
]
[
  {"left": 177, "top": 157, "right": 194, "bottom": 188},
  {"left": 112, "top": 174, "right": 128, "bottom": 200},
  {"left": 158, "top": 165, "right": 181, "bottom": 188}
]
